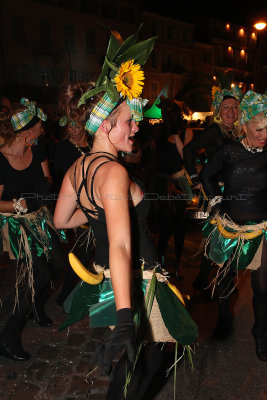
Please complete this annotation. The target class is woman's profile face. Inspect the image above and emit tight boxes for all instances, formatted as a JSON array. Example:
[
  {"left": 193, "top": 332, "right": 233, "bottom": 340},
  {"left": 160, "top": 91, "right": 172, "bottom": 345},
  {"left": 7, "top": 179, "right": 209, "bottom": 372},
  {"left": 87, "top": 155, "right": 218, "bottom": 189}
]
[
  {"left": 244, "top": 113, "right": 267, "bottom": 148},
  {"left": 67, "top": 123, "right": 84, "bottom": 142},
  {"left": 219, "top": 98, "right": 239, "bottom": 128},
  {"left": 108, "top": 102, "right": 139, "bottom": 153}
]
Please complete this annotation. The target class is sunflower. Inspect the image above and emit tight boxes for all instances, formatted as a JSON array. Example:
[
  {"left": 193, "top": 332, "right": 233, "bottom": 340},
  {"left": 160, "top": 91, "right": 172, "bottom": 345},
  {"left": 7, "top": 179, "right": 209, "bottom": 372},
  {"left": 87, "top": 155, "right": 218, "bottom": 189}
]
[{"left": 114, "top": 60, "right": 144, "bottom": 100}]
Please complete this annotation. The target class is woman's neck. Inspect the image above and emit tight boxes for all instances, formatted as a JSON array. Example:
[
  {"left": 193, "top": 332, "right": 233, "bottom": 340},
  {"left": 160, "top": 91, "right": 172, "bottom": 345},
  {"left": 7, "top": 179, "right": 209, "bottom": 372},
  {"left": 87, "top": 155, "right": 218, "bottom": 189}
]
[
  {"left": 91, "top": 138, "right": 118, "bottom": 158},
  {"left": 1, "top": 137, "right": 28, "bottom": 157}
]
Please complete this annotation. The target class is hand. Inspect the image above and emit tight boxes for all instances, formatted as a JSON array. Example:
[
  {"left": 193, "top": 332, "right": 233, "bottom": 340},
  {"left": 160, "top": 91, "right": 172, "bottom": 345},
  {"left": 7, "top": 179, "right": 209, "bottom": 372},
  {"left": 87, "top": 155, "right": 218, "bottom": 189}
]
[{"left": 91, "top": 308, "right": 136, "bottom": 376}]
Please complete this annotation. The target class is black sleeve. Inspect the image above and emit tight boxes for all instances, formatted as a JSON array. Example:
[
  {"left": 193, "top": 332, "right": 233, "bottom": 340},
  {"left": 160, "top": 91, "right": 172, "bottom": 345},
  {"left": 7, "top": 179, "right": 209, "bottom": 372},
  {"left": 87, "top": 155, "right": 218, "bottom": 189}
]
[
  {"left": 183, "top": 124, "right": 220, "bottom": 177},
  {"left": 200, "top": 147, "right": 228, "bottom": 198},
  {"left": 0, "top": 154, "right": 5, "bottom": 185}
]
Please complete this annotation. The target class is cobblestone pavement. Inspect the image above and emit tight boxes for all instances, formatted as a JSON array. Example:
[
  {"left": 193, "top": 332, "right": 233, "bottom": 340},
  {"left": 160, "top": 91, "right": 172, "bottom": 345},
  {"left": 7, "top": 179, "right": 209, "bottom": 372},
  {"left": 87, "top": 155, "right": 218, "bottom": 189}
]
[{"left": 1, "top": 222, "right": 267, "bottom": 400}]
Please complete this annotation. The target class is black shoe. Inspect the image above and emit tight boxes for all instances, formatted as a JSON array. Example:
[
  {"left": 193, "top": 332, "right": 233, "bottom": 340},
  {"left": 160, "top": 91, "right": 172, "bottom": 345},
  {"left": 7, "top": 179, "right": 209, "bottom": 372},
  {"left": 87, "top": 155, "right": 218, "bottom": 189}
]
[
  {"left": 29, "top": 311, "right": 53, "bottom": 327},
  {"left": 252, "top": 327, "right": 267, "bottom": 362},
  {"left": 0, "top": 334, "right": 31, "bottom": 361},
  {"left": 213, "top": 316, "right": 233, "bottom": 340}
]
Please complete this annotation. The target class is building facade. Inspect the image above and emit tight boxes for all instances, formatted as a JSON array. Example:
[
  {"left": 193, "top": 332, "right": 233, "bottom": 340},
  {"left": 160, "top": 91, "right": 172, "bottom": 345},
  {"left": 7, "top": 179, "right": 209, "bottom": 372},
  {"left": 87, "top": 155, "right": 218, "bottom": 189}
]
[{"left": 0, "top": 0, "right": 265, "bottom": 110}]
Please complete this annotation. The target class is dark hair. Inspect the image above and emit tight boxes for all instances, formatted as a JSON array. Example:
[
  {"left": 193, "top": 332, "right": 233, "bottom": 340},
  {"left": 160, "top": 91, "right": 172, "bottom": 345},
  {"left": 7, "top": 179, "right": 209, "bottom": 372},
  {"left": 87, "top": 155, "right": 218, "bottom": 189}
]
[
  {"left": 58, "top": 82, "right": 103, "bottom": 124},
  {"left": 222, "top": 95, "right": 237, "bottom": 103}
]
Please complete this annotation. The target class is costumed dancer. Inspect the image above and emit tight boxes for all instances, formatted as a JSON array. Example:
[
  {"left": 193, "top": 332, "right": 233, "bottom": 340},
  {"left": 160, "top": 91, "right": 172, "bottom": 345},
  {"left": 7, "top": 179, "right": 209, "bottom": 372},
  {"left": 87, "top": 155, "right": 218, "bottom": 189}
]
[
  {"left": 183, "top": 77, "right": 243, "bottom": 296},
  {"left": 156, "top": 96, "right": 193, "bottom": 278},
  {"left": 0, "top": 99, "right": 66, "bottom": 361},
  {"left": 54, "top": 83, "right": 94, "bottom": 306},
  {"left": 54, "top": 26, "right": 198, "bottom": 399},
  {"left": 200, "top": 90, "right": 267, "bottom": 358}
]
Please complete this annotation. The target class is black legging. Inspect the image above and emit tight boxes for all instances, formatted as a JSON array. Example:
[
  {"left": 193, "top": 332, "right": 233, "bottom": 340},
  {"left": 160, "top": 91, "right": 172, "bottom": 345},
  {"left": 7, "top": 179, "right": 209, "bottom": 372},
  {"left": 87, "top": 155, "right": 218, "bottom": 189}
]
[
  {"left": 251, "top": 239, "right": 267, "bottom": 337},
  {"left": 216, "top": 239, "right": 267, "bottom": 337},
  {"left": 106, "top": 343, "right": 165, "bottom": 400},
  {"left": 2, "top": 230, "right": 66, "bottom": 336}
]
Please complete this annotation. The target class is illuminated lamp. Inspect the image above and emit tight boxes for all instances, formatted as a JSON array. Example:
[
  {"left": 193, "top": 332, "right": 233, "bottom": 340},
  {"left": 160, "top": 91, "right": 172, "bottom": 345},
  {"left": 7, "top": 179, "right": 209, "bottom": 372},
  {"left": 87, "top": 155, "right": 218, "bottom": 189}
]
[
  {"left": 240, "top": 49, "right": 245, "bottom": 56},
  {"left": 239, "top": 28, "right": 245, "bottom": 36},
  {"left": 213, "top": 75, "right": 216, "bottom": 80},
  {"left": 251, "top": 32, "right": 256, "bottom": 39},
  {"left": 254, "top": 22, "right": 266, "bottom": 30},
  {"left": 226, "top": 24, "right": 230, "bottom": 30}
]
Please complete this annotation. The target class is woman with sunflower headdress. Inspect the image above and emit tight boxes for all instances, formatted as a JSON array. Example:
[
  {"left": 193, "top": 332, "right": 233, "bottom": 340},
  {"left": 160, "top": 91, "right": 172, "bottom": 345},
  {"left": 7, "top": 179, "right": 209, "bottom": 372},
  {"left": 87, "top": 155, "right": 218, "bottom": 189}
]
[{"left": 54, "top": 27, "right": 198, "bottom": 399}]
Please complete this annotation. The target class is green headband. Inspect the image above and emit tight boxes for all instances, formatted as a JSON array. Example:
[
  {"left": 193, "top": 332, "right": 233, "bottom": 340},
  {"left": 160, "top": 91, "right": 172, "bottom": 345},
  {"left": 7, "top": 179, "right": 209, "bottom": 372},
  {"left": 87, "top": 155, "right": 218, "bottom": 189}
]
[
  {"left": 212, "top": 84, "right": 243, "bottom": 112},
  {"left": 240, "top": 90, "right": 267, "bottom": 124},
  {"left": 11, "top": 98, "right": 47, "bottom": 132},
  {"left": 59, "top": 116, "right": 77, "bottom": 127},
  {"left": 78, "top": 25, "right": 156, "bottom": 135}
]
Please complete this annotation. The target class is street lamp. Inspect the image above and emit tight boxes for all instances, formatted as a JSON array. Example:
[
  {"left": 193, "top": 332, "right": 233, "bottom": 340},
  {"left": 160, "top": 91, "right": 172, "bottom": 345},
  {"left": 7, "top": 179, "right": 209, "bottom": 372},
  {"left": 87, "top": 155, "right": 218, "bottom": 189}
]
[{"left": 252, "top": 21, "right": 266, "bottom": 91}]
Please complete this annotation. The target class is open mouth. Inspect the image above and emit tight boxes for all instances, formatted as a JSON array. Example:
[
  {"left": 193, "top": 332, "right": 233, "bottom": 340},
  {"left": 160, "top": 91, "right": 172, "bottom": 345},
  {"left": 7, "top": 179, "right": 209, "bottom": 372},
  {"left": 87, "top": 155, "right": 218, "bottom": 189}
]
[{"left": 129, "top": 135, "right": 135, "bottom": 143}]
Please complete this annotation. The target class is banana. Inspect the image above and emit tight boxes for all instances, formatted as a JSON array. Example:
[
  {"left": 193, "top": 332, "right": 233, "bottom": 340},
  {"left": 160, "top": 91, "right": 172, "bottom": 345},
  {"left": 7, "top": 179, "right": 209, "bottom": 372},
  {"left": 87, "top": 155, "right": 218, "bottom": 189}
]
[
  {"left": 167, "top": 282, "right": 186, "bottom": 306},
  {"left": 217, "top": 223, "right": 262, "bottom": 240},
  {"left": 68, "top": 252, "right": 104, "bottom": 285}
]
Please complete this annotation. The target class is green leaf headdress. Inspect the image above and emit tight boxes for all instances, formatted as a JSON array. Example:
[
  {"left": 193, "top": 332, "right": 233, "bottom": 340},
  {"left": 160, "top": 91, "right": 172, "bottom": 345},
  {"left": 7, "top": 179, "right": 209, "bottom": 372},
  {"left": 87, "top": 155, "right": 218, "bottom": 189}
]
[
  {"left": 211, "top": 71, "right": 243, "bottom": 113},
  {"left": 78, "top": 25, "right": 156, "bottom": 136}
]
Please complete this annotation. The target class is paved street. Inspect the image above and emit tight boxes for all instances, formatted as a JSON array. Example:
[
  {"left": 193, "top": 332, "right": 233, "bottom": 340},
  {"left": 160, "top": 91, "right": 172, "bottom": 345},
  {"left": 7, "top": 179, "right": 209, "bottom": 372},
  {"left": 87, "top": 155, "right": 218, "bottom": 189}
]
[{"left": 0, "top": 220, "right": 267, "bottom": 400}]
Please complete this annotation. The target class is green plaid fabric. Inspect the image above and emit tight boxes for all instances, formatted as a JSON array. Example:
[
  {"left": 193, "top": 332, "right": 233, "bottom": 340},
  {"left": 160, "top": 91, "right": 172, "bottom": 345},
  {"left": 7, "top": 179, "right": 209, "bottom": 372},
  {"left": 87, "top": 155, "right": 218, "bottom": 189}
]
[
  {"left": 240, "top": 90, "right": 267, "bottom": 124},
  {"left": 59, "top": 116, "right": 76, "bottom": 127},
  {"left": 86, "top": 94, "right": 148, "bottom": 135},
  {"left": 127, "top": 98, "right": 148, "bottom": 122},
  {"left": 212, "top": 84, "right": 243, "bottom": 112},
  {"left": 85, "top": 93, "right": 118, "bottom": 135},
  {"left": 11, "top": 98, "right": 47, "bottom": 131}
]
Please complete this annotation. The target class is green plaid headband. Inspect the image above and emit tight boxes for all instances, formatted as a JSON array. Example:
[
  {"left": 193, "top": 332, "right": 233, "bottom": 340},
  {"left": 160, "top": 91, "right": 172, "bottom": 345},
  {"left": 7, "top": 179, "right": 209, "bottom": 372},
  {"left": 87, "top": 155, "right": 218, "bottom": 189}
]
[
  {"left": 212, "top": 84, "right": 243, "bottom": 112},
  {"left": 85, "top": 94, "right": 148, "bottom": 135},
  {"left": 240, "top": 90, "right": 267, "bottom": 124},
  {"left": 11, "top": 98, "right": 47, "bottom": 132},
  {"left": 59, "top": 116, "right": 77, "bottom": 127}
]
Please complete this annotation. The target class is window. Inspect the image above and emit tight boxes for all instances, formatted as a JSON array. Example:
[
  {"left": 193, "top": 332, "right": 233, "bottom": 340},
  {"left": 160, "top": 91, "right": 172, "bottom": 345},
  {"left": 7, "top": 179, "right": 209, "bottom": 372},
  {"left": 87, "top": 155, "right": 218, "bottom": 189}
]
[
  {"left": 40, "top": 70, "right": 51, "bottom": 86},
  {"left": 40, "top": 20, "right": 51, "bottom": 50},
  {"left": 167, "top": 26, "right": 173, "bottom": 40},
  {"left": 64, "top": 26, "right": 74, "bottom": 51},
  {"left": 80, "top": 0, "right": 98, "bottom": 14},
  {"left": 101, "top": 2, "right": 117, "bottom": 19},
  {"left": 151, "top": 82, "right": 158, "bottom": 100},
  {"left": 181, "top": 28, "right": 187, "bottom": 44},
  {"left": 13, "top": 14, "right": 26, "bottom": 43},
  {"left": 86, "top": 30, "right": 95, "bottom": 54},
  {"left": 121, "top": 8, "right": 135, "bottom": 24}
]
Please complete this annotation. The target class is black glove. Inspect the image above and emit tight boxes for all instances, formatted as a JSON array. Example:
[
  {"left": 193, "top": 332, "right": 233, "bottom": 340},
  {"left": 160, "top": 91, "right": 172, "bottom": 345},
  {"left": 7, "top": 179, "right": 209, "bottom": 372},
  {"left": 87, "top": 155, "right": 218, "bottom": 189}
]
[
  {"left": 91, "top": 308, "right": 136, "bottom": 376},
  {"left": 189, "top": 174, "right": 201, "bottom": 188}
]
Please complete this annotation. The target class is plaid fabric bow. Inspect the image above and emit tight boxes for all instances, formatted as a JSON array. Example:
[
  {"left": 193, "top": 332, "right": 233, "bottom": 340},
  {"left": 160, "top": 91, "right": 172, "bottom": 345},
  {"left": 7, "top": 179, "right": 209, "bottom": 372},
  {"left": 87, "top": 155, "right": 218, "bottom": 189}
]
[
  {"left": 240, "top": 90, "right": 267, "bottom": 124},
  {"left": 212, "top": 85, "right": 243, "bottom": 112},
  {"left": 11, "top": 98, "right": 47, "bottom": 131},
  {"left": 59, "top": 116, "right": 76, "bottom": 127}
]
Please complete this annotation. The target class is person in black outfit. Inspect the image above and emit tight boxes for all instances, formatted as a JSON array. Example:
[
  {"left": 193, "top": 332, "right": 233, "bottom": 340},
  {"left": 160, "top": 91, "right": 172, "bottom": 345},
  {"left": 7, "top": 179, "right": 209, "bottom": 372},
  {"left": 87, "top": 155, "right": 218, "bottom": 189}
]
[
  {"left": 200, "top": 90, "right": 267, "bottom": 360},
  {"left": 54, "top": 82, "right": 94, "bottom": 307},
  {"left": 156, "top": 97, "right": 193, "bottom": 277},
  {"left": 0, "top": 99, "right": 66, "bottom": 361},
  {"left": 183, "top": 86, "right": 242, "bottom": 294}
]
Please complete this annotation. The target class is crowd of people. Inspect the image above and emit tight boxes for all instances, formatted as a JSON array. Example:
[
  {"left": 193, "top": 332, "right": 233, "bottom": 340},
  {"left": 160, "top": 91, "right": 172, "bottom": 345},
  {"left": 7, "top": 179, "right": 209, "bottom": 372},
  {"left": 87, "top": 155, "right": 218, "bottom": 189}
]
[{"left": 0, "top": 25, "right": 266, "bottom": 399}]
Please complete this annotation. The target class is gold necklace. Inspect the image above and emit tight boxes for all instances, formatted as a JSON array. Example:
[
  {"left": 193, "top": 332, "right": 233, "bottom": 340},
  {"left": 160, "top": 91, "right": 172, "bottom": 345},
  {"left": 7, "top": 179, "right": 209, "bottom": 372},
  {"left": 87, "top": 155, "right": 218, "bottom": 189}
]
[{"left": 70, "top": 139, "right": 89, "bottom": 155}]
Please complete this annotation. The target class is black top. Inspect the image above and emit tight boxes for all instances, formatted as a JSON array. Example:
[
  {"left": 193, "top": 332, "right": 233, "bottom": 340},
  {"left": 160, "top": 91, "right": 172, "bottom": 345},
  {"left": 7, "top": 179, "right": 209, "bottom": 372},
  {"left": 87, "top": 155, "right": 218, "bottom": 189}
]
[
  {"left": 53, "top": 139, "right": 90, "bottom": 187},
  {"left": 75, "top": 153, "right": 158, "bottom": 269},
  {"left": 0, "top": 142, "right": 47, "bottom": 204},
  {"left": 183, "top": 123, "right": 234, "bottom": 177},
  {"left": 200, "top": 142, "right": 267, "bottom": 223}
]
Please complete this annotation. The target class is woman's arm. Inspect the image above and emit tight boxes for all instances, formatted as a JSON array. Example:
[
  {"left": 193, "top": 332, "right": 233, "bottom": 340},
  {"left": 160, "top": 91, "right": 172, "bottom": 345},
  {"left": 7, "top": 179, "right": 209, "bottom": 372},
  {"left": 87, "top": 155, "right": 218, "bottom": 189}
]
[
  {"left": 0, "top": 185, "right": 27, "bottom": 212},
  {"left": 41, "top": 159, "right": 53, "bottom": 189},
  {"left": 200, "top": 147, "right": 227, "bottom": 198},
  {"left": 97, "top": 162, "right": 132, "bottom": 311},
  {"left": 53, "top": 170, "right": 87, "bottom": 229}
]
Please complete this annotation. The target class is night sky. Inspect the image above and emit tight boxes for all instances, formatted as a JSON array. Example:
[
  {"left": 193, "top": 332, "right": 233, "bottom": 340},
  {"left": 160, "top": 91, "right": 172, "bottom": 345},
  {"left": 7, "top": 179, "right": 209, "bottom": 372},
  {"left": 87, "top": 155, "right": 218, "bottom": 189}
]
[{"left": 143, "top": 0, "right": 266, "bottom": 27}]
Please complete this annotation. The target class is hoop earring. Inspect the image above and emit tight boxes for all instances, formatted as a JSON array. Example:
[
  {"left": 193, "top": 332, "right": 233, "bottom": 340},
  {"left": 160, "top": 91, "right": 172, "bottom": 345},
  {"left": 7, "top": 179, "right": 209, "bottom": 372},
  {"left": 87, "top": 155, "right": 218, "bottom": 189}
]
[
  {"left": 24, "top": 134, "right": 37, "bottom": 147},
  {"left": 214, "top": 115, "right": 222, "bottom": 124}
]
